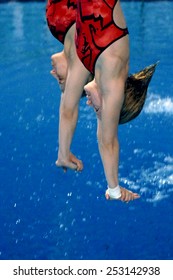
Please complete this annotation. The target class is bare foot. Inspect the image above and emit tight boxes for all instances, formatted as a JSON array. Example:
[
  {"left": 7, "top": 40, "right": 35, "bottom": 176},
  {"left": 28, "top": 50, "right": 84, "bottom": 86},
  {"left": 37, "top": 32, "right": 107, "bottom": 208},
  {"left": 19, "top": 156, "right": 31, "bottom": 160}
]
[
  {"left": 84, "top": 79, "right": 102, "bottom": 119},
  {"left": 50, "top": 52, "right": 68, "bottom": 92},
  {"left": 105, "top": 187, "right": 140, "bottom": 203},
  {"left": 55, "top": 152, "right": 83, "bottom": 172}
]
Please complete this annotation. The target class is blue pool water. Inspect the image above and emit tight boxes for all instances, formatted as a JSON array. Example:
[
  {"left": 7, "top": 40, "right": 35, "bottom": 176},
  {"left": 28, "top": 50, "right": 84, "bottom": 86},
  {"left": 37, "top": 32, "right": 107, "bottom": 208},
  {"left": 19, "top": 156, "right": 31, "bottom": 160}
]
[{"left": 0, "top": 1, "right": 173, "bottom": 260}]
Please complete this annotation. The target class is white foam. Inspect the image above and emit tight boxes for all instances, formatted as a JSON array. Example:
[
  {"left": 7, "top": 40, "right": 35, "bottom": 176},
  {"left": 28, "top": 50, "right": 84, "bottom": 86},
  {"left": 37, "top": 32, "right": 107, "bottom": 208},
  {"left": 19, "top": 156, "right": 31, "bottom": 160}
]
[
  {"left": 120, "top": 152, "right": 173, "bottom": 203},
  {"left": 146, "top": 192, "right": 169, "bottom": 203},
  {"left": 164, "top": 156, "right": 173, "bottom": 164},
  {"left": 144, "top": 94, "right": 173, "bottom": 114},
  {"left": 141, "top": 163, "right": 173, "bottom": 187}
]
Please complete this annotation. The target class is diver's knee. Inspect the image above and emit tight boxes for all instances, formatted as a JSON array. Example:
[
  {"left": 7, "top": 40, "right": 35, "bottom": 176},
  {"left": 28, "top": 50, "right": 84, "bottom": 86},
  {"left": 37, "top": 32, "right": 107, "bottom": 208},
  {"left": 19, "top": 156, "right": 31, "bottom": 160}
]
[
  {"left": 61, "top": 103, "right": 77, "bottom": 120},
  {"left": 61, "top": 109, "right": 74, "bottom": 121},
  {"left": 99, "top": 135, "right": 119, "bottom": 152}
]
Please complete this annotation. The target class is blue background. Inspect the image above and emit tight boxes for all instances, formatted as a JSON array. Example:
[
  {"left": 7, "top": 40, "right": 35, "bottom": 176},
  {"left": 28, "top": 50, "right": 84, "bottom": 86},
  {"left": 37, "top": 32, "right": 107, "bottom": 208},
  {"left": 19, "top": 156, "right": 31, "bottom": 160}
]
[{"left": 0, "top": 1, "right": 173, "bottom": 259}]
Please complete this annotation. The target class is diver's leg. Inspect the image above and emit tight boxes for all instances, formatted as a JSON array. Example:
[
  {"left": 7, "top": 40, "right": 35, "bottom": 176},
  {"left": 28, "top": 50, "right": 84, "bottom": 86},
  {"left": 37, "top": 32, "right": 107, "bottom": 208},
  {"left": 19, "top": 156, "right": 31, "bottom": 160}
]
[
  {"left": 95, "top": 6, "right": 140, "bottom": 202},
  {"left": 56, "top": 25, "right": 90, "bottom": 171}
]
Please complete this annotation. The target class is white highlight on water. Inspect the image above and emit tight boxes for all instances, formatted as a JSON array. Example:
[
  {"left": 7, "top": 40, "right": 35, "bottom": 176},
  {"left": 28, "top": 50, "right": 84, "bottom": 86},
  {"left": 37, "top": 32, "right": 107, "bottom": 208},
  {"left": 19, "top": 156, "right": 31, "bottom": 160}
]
[
  {"left": 121, "top": 151, "right": 173, "bottom": 203},
  {"left": 144, "top": 94, "right": 173, "bottom": 114}
]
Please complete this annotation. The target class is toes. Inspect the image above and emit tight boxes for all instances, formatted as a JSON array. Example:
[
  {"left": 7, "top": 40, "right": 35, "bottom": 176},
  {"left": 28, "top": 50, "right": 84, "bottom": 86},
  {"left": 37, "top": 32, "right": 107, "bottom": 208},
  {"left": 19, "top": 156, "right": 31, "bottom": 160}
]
[
  {"left": 76, "top": 161, "right": 83, "bottom": 171},
  {"left": 133, "top": 194, "right": 140, "bottom": 200},
  {"left": 122, "top": 190, "right": 140, "bottom": 202},
  {"left": 69, "top": 155, "right": 83, "bottom": 171},
  {"left": 55, "top": 155, "right": 83, "bottom": 172}
]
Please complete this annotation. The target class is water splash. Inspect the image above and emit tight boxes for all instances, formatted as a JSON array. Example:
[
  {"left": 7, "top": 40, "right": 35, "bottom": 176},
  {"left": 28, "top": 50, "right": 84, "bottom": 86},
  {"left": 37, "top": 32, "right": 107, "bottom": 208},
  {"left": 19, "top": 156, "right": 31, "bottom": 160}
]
[
  {"left": 144, "top": 94, "right": 173, "bottom": 114},
  {"left": 121, "top": 151, "right": 173, "bottom": 203}
]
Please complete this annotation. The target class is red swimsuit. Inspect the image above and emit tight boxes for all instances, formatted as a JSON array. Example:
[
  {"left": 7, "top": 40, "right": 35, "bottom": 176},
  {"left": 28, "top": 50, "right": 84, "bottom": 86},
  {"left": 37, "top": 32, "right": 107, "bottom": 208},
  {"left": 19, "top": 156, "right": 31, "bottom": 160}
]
[
  {"left": 46, "top": 0, "right": 128, "bottom": 73},
  {"left": 46, "top": 0, "right": 77, "bottom": 44},
  {"left": 75, "top": 0, "right": 129, "bottom": 73}
]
